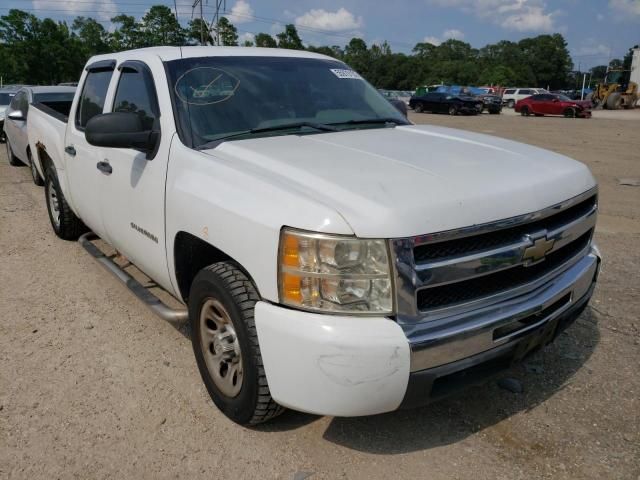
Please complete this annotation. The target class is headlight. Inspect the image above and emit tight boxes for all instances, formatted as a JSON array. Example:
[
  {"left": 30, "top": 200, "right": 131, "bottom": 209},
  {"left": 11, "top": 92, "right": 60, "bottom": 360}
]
[{"left": 278, "top": 228, "right": 394, "bottom": 315}]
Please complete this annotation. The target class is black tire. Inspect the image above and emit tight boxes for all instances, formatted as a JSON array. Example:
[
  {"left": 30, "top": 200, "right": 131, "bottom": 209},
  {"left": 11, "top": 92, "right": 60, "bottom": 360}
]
[
  {"left": 189, "top": 262, "right": 284, "bottom": 425},
  {"left": 507, "top": 99, "right": 515, "bottom": 108},
  {"left": 413, "top": 102, "right": 424, "bottom": 113},
  {"left": 448, "top": 105, "right": 458, "bottom": 116},
  {"left": 489, "top": 109, "right": 500, "bottom": 115},
  {"left": 520, "top": 106, "right": 529, "bottom": 116},
  {"left": 534, "top": 113, "right": 544, "bottom": 117},
  {"left": 606, "top": 92, "right": 622, "bottom": 110},
  {"left": 564, "top": 107, "right": 576, "bottom": 118},
  {"left": 5, "top": 139, "right": 23, "bottom": 166},
  {"left": 44, "top": 167, "right": 87, "bottom": 240},
  {"left": 28, "top": 149, "right": 44, "bottom": 186}
]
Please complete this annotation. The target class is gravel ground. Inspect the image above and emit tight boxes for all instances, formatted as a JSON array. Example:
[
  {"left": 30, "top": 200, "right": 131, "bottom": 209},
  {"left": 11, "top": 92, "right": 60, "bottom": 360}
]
[{"left": 1, "top": 109, "right": 639, "bottom": 480}]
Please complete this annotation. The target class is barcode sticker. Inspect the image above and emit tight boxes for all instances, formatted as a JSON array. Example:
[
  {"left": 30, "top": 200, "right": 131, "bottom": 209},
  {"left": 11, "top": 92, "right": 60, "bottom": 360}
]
[{"left": 330, "top": 68, "right": 363, "bottom": 79}]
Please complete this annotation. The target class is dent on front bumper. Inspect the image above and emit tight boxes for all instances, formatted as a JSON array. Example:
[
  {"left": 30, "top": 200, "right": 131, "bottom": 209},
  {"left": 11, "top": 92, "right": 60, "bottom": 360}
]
[{"left": 254, "top": 247, "right": 599, "bottom": 417}]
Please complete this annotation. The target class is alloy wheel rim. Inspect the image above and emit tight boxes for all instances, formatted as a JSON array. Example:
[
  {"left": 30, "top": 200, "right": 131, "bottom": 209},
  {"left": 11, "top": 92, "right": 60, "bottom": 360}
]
[
  {"left": 199, "top": 298, "right": 243, "bottom": 397},
  {"left": 47, "top": 180, "right": 61, "bottom": 228}
]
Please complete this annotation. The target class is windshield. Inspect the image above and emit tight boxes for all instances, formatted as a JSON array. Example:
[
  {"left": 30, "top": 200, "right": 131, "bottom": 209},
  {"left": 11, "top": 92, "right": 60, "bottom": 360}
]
[
  {"left": 165, "top": 56, "right": 408, "bottom": 148},
  {"left": 0, "top": 93, "right": 15, "bottom": 105},
  {"left": 34, "top": 92, "right": 75, "bottom": 103}
]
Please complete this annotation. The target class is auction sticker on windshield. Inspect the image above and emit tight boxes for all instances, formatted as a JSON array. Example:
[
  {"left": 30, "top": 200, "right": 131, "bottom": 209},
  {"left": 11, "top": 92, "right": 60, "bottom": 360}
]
[{"left": 330, "top": 68, "right": 362, "bottom": 80}]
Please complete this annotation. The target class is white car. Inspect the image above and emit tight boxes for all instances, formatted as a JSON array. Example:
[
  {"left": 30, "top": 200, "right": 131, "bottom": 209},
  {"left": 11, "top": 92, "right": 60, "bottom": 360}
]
[
  {"left": 28, "top": 47, "right": 600, "bottom": 425},
  {"left": 502, "top": 87, "right": 548, "bottom": 108},
  {"left": 4, "top": 86, "right": 76, "bottom": 185}
]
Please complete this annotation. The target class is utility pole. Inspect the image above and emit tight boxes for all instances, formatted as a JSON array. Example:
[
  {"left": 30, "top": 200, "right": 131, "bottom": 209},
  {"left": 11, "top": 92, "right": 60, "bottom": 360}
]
[
  {"left": 208, "top": 0, "right": 226, "bottom": 46},
  {"left": 192, "top": 0, "right": 205, "bottom": 45}
]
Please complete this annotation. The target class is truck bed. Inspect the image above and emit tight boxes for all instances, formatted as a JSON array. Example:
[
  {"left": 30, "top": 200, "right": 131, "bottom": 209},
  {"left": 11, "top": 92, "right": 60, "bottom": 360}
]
[{"left": 28, "top": 100, "right": 71, "bottom": 186}]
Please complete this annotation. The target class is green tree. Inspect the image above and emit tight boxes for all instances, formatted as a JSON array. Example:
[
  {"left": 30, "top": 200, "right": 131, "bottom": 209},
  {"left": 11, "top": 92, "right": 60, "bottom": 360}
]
[
  {"left": 217, "top": 17, "right": 238, "bottom": 46},
  {"left": 609, "top": 58, "right": 623, "bottom": 69},
  {"left": 276, "top": 24, "right": 303, "bottom": 50},
  {"left": 254, "top": 32, "right": 277, "bottom": 48},
  {"left": 518, "top": 34, "right": 573, "bottom": 89},
  {"left": 110, "top": 14, "right": 142, "bottom": 50},
  {"left": 139, "top": 5, "right": 185, "bottom": 47},
  {"left": 187, "top": 18, "right": 212, "bottom": 45},
  {"left": 344, "top": 38, "right": 370, "bottom": 77},
  {"left": 72, "top": 17, "right": 109, "bottom": 54}
]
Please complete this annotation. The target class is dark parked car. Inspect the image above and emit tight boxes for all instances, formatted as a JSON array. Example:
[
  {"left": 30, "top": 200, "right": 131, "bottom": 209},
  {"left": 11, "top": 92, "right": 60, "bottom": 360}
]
[
  {"left": 515, "top": 93, "right": 592, "bottom": 118},
  {"left": 409, "top": 92, "right": 482, "bottom": 115},
  {"left": 477, "top": 94, "right": 502, "bottom": 114}
]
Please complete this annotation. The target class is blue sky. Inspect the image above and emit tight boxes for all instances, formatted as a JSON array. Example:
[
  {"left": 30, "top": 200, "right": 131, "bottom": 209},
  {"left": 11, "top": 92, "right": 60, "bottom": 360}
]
[{"left": 3, "top": 0, "right": 639, "bottom": 69}]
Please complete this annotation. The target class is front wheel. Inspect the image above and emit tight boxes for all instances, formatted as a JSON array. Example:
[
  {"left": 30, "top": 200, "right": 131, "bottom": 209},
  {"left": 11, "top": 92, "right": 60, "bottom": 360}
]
[
  {"left": 448, "top": 105, "right": 458, "bottom": 115},
  {"left": 507, "top": 99, "right": 515, "bottom": 108},
  {"left": 413, "top": 102, "right": 424, "bottom": 113},
  {"left": 189, "top": 262, "right": 284, "bottom": 425},
  {"left": 564, "top": 107, "right": 576, "bottom": 118},
  {"left": 520, "top": 106, "right": 529, "bottom": 116}
]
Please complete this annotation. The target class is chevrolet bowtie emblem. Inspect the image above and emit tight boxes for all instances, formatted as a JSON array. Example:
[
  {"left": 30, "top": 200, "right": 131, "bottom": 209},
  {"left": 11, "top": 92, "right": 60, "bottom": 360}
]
[{"left": 522, "top": 236, "right": 555, "bottom": 263}]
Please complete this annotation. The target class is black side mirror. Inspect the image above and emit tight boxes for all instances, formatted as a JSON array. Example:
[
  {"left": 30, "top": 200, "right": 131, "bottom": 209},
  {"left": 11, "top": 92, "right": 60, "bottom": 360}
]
[
  {"left": 389, "top": 99, "right": 408, "bottom": 117},
  {"left": 85, "top": 112, "right": 159, "bottom": 159}
]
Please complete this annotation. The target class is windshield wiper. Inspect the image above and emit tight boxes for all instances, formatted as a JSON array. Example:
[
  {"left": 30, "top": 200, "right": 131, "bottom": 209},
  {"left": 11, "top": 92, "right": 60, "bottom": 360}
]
[
  {"left": 329, "top": 117, "right": 408, "bottom": 127},
  {"left": 197, "top": 121, "right": 338, "bottom": 149}
]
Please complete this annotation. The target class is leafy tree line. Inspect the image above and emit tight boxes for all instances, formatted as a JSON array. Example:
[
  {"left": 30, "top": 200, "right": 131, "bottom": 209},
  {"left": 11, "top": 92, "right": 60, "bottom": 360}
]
[{"left": 0, "top": 6, "right": 627, "bottom": 90}]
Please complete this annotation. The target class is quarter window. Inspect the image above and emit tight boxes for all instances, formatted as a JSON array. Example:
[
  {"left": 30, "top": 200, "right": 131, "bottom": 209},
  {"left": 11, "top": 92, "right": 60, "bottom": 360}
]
[
  {"left": 112, "top": 68, "right": 159, "bottom": 131},
  {"left": 76, "top": 69, "right": 113, "bottom": 128},
  {"left": 504, "top": 89, "right": 515, "bottom": 95}
]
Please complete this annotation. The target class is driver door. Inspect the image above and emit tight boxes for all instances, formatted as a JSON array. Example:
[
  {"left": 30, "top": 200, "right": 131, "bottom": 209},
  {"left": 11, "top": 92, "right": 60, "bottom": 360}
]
[{"left": 98, "top": 60, "right": 172, "bottom": 287}]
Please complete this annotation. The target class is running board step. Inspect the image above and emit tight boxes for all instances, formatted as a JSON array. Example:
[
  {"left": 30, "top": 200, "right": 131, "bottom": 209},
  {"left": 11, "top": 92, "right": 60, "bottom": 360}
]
[{"left": 79, "top": 232, "right": 188, "bottom": 322}]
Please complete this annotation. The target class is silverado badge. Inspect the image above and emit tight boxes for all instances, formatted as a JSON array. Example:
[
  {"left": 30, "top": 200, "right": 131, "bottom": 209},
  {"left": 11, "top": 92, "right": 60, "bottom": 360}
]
[{"left": 522, "top": 235, "right": 555, "bottom": 263}]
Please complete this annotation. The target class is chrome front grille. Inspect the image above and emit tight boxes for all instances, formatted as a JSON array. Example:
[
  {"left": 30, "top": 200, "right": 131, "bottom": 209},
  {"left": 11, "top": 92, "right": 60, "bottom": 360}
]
[{"left": 391, "top": 188, "right": 597, "bottom": 322}]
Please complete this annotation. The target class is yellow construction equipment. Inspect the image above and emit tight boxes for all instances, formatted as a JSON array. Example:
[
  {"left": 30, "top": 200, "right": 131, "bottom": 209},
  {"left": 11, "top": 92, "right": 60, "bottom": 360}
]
[{"left": 591, "top": 69, "right": 638, "bottom": 109}]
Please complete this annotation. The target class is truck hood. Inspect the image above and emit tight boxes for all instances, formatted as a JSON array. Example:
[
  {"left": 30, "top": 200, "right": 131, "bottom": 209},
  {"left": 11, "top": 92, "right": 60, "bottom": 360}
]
[{"left": 203, "top": 124, "right": 596, "bottom": 238}]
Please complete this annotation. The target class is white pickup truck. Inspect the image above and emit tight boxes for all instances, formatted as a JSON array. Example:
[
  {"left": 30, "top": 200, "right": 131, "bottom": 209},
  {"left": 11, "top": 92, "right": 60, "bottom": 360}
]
[{"left": 28, "top": 46, "right": 600, "bottom": 425}]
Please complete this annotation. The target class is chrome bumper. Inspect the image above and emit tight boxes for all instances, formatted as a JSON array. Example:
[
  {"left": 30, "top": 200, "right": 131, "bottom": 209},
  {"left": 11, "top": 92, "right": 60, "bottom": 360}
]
[{"left": 406, "top": 246, "right": 600, "bottom": 372}]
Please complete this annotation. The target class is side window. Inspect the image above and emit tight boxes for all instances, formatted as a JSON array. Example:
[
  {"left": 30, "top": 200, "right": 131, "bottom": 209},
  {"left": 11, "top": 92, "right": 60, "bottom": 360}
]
[
  {"left": 519, "top": 89, "right": 533, "bottom": 95},
  {"left": 504, "top": 89, "right": 515, "bottom": 95},
  {"left": 112, "top": 67, "right": 159, "bottom": 131},
  {"left": 10, "top": 92, "right": 25, "bottom": 112},
  {"left": 76, "top": 69, "right": 113, "bottom": 129}
]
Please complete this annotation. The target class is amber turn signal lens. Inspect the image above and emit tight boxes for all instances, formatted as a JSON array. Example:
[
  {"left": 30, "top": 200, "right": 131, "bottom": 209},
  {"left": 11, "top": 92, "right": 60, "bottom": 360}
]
[
  {"left": 281, "top": 272, "right": 302, "bottom": 303},
  {"left": 282, "top": 233, "right": 299, "bottom": 268}
]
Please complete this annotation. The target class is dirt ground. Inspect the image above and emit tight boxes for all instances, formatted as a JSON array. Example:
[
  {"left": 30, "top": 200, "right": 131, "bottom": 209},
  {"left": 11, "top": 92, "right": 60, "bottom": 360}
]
[{"left": 1, "top": 109, "right": 639, "bottom": 480}]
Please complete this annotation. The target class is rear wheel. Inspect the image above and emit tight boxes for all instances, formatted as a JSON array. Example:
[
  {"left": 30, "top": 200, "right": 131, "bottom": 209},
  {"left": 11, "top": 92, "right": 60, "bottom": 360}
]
[
  {"left": 189, "top": 262, "right": 284, "bottom": 425},
  {"left": 413, "top": 102, "right": 424, "bottom": 113},
  {"left": 520, "top": 106, "right": 530, "bottom": 116},
  {"left": 28, "top": 149, "right": 44, "bottom": 186},
  {"left": 44, "top": 167, "right": 87, "bottom": 240},
  {"left": 448, "top": 105, "right": 458, "bottom": 116},
  {"left": 564, "top": 107, "right": 577, "bottom": 118},
  {"left": 5, "top": 139, "right": 23, "bottom": 166}
]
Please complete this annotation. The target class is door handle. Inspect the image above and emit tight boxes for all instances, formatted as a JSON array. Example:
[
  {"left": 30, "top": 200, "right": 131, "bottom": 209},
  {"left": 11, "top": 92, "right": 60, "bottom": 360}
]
[
  {"left": 96, "top": 161, "right": 112, "bottom": 175},
  {"left": 65, "top": 145, "right": 76, "bottom": 156}
]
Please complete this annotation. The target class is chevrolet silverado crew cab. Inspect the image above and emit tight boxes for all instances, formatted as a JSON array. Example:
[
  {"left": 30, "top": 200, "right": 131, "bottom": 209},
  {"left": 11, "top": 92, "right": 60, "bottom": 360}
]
[{"left": 28, "top": 47, "right": 600, "bottom": 425}]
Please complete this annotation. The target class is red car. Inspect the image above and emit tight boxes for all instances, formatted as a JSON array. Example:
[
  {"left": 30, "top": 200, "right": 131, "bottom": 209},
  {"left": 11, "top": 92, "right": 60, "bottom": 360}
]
[{"left": 515, "top": 93, "right": 592, "bottom": 118}]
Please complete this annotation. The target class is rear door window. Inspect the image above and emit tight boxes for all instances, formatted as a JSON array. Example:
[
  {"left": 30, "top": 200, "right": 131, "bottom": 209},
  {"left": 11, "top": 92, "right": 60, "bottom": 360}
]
[
  {"left": 519, "top": 89, "right": 533, "bottom": 95},
  {"left": 503, "top": 89, "right": 515, "bottom": 95},
  {"left": 76, "top": 69, "right": 113, "bottom": 129}
]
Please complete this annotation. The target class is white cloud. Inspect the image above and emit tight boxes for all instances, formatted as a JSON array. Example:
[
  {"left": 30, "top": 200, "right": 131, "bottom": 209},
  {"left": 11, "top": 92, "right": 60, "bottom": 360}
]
[
  {"left": 423, "top": 28, "right": 465, "bottom": 45},
  {"left": 426, "top": 0, "right": 559, "bottom": 32},
  {"left": 225, "top": 0, "right": 254, "bottom": 24},
  {"left": 238, "top": 32, "right": 255, "bottom": 45},
  {"left": 295, "top": 7, "right": 363, "bottom": 32},
  {"left": 609, "top": 0, "right": 640, "bottom": 17},
  {"left": 574, "top": 42, "right": 611, "bottom": 57},
  {"left": 500, "top": 5, "right": 554, "bottom": 31},
  {"left": 32, "top": 0, "right": 118, "bottom": 22},
  {"left": 443, "top": 28, "right": 465, "bottom": 40}
]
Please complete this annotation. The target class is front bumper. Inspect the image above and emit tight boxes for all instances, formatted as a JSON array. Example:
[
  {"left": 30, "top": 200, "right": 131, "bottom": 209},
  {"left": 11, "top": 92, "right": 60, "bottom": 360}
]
[{"left": 255, "top": 247, "right": 599, "bottom": 417}]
